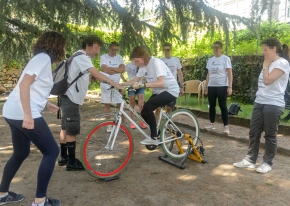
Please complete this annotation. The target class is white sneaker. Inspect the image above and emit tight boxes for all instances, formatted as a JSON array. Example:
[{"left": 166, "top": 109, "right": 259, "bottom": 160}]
[
  {"left": 140, "top": 138, "right": 160, "bottom": 145},
  {"left": 256, "top": 162, "right": 272, "bottom": 173},
  {"left": 224, "top": 126, "right": 230, "bottom": 135},
  {"left": 205, "top": 123, "right": 215, "bottom": 130},
  {"left": 233, "top": 159, "right": 256, "bottom": 168},
  {"left": 107, "top": 125, "right": 113, "bottom": 133}
]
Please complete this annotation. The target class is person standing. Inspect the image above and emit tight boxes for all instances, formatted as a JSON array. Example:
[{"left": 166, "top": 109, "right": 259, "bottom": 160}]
[
  {"left": 100, "top": 42, "right": 125, "bottom": 132},
  {"left": 0, "top": 31, "right": 65, "bottom": 206},
  {"left": 160, "top": 42, "right": 184, "bottom": 113},
  {"left": 122, "top": 62, "right": 147, "bottom": 129},
  {"left": 204, "top": 41, "right": 233, "bottom": 134},
  {"left": 58, "top": 36, "right": 123, "bottom": 171},
  {"left": 233, "top": 38, "right": 290, "bottom": 173}
]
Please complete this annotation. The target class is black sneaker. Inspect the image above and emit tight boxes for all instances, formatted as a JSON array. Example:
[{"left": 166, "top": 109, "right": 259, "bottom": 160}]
[
  {"left": 0, "top": 191, "right": 24, "bottom": 205},
  {"left": 66, "top": 158, "right": 84, "bottom": 171},
  {"left": 32, "top": 197, "right": 61, "bottom": 206},
  {"left": 57, "top": 156, "right": 68, "bottom": 166}
]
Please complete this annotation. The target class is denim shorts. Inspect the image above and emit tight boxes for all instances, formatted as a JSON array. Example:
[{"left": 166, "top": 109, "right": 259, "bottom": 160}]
[{"left": 128, "top": 87, "right": 145, "bottom": 96}]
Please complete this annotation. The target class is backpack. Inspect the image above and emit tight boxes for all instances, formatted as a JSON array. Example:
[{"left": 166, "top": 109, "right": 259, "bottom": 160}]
[
  {"left": 228, "top": 103, "right": 242, "bottom": 115},
  {"left": 50, "top": 52, "right": 84, "bottom": 95}
]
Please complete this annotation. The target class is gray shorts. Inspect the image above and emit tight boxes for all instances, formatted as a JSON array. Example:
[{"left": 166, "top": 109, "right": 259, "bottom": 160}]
[{"left": 60, "top": 95, "right": 80, "bottom": 135}]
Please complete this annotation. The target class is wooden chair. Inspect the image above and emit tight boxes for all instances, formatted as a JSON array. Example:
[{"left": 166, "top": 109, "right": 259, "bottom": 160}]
[
  {"left": 180, "top": 80, "right": 201, "bottom": 105},
  {"left": 198, "top": 80, "right": 206, "bottom": 106}
]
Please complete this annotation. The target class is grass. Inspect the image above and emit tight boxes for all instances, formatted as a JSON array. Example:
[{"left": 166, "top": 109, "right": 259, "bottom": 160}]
[{"left": 88, "top": 85, "right": 290, "bottom": 124}]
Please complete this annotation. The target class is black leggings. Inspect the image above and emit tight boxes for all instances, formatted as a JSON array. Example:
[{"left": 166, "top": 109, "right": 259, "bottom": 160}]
[
  {"left": 208, "top": 86, "right": 228, "bottom": 126},
  {"left": 0, "top": 117, "right": 59, "bottom": 198},
  {"left": 141, "top": 91, "right": 176, "bottom": 138}
]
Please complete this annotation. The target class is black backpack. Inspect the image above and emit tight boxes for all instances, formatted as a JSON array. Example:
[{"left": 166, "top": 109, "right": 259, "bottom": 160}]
[
  {"left": 228, "top": 103, "right": 242, "bottom": 115},
  {"left": 50, "top": 52, "right": 84, "bottom": 95}
]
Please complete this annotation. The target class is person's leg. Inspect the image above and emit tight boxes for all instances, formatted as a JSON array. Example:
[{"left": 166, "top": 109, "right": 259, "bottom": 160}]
[
  {"left": 207, "top": 87, "right": 217, "bottom": 123},
  {"left": 0, "top": 118, "right": 30, "bottom": 196},
  {"left": 100, "top": 83, "right": 111, "bottom": 119},
  {"left": 245, "top": 103, "right": 264, "bottom": 164},
  {"left": 166, "top": 105, "right": 173, "bottom": 114},
  {"left": 128, "top": 95, "right": 136, "bottom": 120},
  {"left": 217, "top": 86, "right": 229, "bottom": 126},
  {"left": 262, "top": 105, "right": 284, "bottom": 166},
  {"left": 104, "top": 104, "right": 111, "bottom": 119},
  {"left": 23, "top": 118, "right": 59, "bottom": 203},
  {"left": 137, "top": 91, "right": 147, "bottom": 129},
  {"left": 141, "top": 92, "right": 176, "bottom": 139}
]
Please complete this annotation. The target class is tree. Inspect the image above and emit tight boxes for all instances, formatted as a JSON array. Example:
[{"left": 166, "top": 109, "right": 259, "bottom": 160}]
[{"left": 0, "top": 0, "right": 274, "bottom": 66}]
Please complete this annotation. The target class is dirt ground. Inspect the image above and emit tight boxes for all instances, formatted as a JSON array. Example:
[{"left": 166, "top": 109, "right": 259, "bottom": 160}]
[{"left": 1, "top": 100, "right": 290, "bottom": 206}]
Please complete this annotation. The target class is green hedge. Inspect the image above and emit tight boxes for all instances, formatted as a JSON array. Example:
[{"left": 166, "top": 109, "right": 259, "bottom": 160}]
[{"left": 182, "top": 55, "right": 263, "bottom": 103}]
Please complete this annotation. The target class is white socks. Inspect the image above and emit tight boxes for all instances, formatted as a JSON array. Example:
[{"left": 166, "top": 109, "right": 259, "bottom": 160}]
[{"left": 0, "top": 193, "right": 8, "bottom": 198}]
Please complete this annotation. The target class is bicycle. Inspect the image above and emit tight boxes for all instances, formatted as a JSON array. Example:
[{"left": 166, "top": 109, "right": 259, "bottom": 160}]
[{"left": 80, "top": 87, "right": 205, "bottom": 179}]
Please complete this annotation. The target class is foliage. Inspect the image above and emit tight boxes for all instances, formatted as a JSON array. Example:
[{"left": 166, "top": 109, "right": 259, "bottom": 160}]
[
  {"left": 0, "top": 0, "right": 249, "bottom": 67},
  {"left": 183, "top": 55, "right": 263, "bottom": 103}
]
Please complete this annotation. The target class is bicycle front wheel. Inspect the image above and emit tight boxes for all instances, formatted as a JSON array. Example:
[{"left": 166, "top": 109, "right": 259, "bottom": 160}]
[
  {"left": 80, "top": 120, "right": 133, "bottom": 179},
  {"left": 160, "top": 109, "right": 200, "bottom": 160}
]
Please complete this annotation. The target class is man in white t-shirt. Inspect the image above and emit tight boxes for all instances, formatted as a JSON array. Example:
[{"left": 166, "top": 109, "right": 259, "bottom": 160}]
[
  {"left": 160, "top": 43, "right": 184, "bottom": 114},
  {"left": 100, "top": 42, "right": 125, "bottom": 132},
  {"left": 58, "top": 36, "right": 123, "bottom": 171}
]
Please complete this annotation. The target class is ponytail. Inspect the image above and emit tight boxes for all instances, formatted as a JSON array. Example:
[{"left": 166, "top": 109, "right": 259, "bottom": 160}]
[{"left": 281, "top": 44, "right": 290, "bottom": 63}]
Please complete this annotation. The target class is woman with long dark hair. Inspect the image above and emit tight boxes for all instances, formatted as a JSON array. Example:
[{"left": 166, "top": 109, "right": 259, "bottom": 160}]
[
  {"left": 0, "top": 31, "right": 66, "bottom": 206},
  {"left": 204, "top": 41, "right": 233, "bottom": 134},
  {"left": 233, "top": 38, "right": 290, "bottom": 173}
]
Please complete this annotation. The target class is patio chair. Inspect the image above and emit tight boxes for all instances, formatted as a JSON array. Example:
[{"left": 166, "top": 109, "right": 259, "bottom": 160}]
[{"left": 180, "top": 80, "right": 201, "bottom": 105}]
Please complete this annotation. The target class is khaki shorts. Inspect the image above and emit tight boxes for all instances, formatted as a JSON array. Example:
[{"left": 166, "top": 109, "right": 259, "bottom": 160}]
[{"left": 60, "top": 95, "right": 80, "bottom": 135}]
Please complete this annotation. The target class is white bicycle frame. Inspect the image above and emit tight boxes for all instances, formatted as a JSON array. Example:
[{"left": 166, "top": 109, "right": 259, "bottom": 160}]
[{"left": 105, "top": 88, "right": 185, "bottom": 150}]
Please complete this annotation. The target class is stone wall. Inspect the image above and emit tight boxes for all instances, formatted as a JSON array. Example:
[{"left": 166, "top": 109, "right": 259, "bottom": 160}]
[{"left": 0, "top": 68, "right": 23, "bottom": 93}]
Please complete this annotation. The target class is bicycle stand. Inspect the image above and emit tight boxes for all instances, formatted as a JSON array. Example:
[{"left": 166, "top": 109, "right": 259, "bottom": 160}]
[
  {"left": 158, "top": 141, "right": 206, "bottom": 169},
  {"left": 100, "top": 176, "right": 119, "bottom": 182}
]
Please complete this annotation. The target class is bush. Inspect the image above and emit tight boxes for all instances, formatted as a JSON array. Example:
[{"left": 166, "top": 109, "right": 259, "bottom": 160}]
[{"left": 182, "top": 55, "right": 263, "bottom": 103}]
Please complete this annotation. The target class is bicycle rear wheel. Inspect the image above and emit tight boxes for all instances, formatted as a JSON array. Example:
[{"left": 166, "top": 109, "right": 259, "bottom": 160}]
[
  {"left": 80, "top": 120, "right": 133, "bottom": 179},
  {"left": 160, "top": 109, "right": 200, "bottom": 160}
]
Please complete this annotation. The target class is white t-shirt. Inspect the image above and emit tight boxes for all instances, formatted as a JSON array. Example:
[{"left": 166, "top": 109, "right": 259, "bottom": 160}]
[
  {"left": 3, "top": 53, "right": 53, "bottom": 120},
  {"left": 126, "top": 62, "right": 142, "bottom": 83},
  {"left": 100, "top": 54, "right": 124, "bottom": 83},
  {"left": 136, "top": 57, "right": 180, "bottom": 97},
  {"left": 66, "top": 50, "right": 93, "bottom": 105},
  {"left": 206, "top": 55, "right": 232, "bottom": 86},
  {"left": 160, "top": 57, "right": 182, "bottom": 80},
  {"left": 255, "top": 58, "right": 290, "bottom": 107}
]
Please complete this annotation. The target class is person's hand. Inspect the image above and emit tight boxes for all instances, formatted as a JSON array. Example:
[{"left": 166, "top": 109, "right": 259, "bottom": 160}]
[
  {"left": 203, "top": 87, "right": 208, "bottom": 95},
  {"left": 263, "top": 56, "right": 272, "bottom": 69},
  {"left": 227, "top": 87, "right": 232, "bottom": 95},
  {"left": 132, "top": 82, "right": 140, "bottom": 89},
  {"left": 22, "top": 114, "right": 34, "bottom": 130},
  {"left": 46, "top": 102, "right": 59, "bottom": 113},
  {"left": 179, "top": 88, "right": 184, "bottom": 96}
]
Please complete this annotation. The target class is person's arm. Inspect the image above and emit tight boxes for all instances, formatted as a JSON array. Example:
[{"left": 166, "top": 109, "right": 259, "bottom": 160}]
[
  {"left": 120, "top": 76, "right": 142, "bottom": 86},
  {"left": 132, "top": 76, "right": 165, "bottom": 89},
  {"left": 101, "top": 64, "right": 119, "bottom": 75},
  {"left": 204, "top": 72, "right": 209, "bottom": 95},
  {"left": 263, "top": 58, "right": 285, "bottom": 85},
  {"left": 177, "top": 68, "right": 184, "bottom": 95},
  {"left": 111, "top": 64, "right": 126, "bottom": 73},
  {"left": 88, "top": 67, "right": 123, "bottom": 89},
  {"left": 19, "top": 74, "right": 36, "bottom": 129},
  {"left": 226, "top": 68, "right": 233, "bottom": 95},
  {"left": 46, "top": 102, "right": 59, "bottom": 113},
  {"left": 120, "top": 73, "right": 127, "bottom": 82}
]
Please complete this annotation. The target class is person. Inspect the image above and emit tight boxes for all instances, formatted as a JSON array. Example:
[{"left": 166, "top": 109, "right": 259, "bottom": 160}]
[
  {"left": 160, "top": 42, "right": 184, "bottom": 113},
  {"left": 121, "top": 46, "right": 180, "bottom": 145},
  {"left": 204, "top": 41, "right": 233, "bottom": 134},
  {"left": 58, "top": 36, "right": 123, "bottom": 171},
  {"left": 121, "top": 62, "right": 147, "bottom": 129},
  {"left": 100, "top": 42, "right": 125, "bottom": 132},
  {"left": 233, "top": 38, "right": 290, "bottom": 174},
  {"left": 0, "top": 31, "right": 65, "bottom": 206}
]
